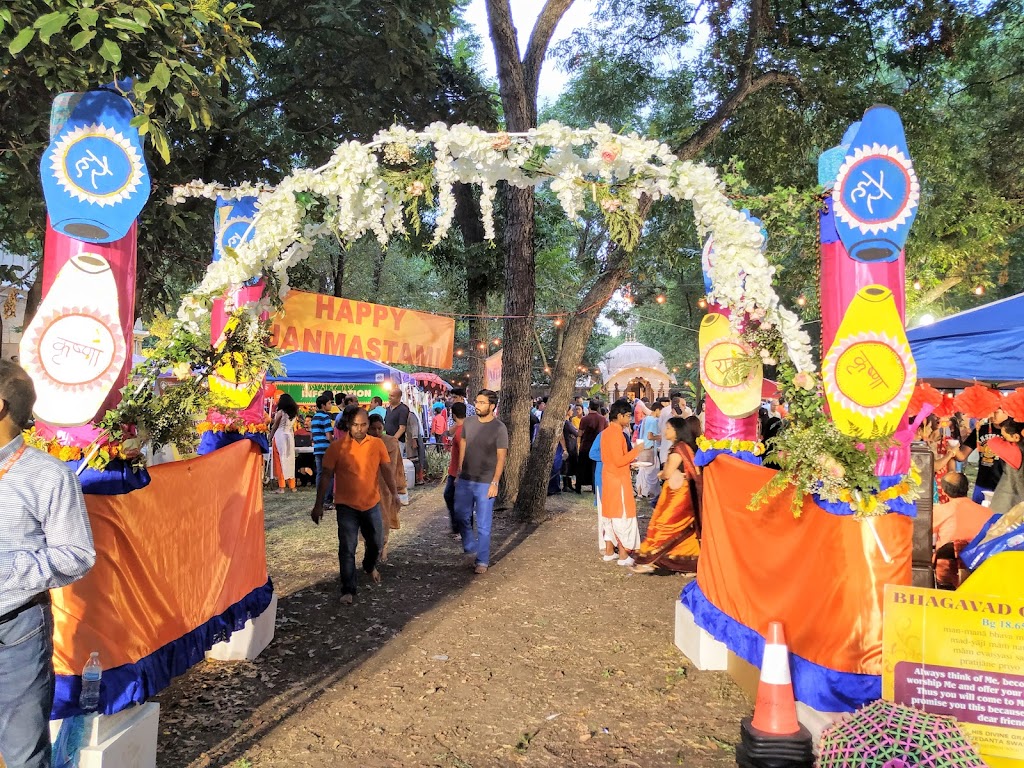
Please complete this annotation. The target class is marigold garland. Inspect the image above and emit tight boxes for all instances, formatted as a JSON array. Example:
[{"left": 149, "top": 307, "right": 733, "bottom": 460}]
[
  {"left": 21, "top": 428, "right": 140, "bottom": 471},
  {"left": 696, "top": 435, "right": 766, "bottom": 457},
  {"left": 837, "top": 466, "right": 922, "bottom": 518},
  {"left": 196, "top": 421, "right": 269, "bottom": 435}
]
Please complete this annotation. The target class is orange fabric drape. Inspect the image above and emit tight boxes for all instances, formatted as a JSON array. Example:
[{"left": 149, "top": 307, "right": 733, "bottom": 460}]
[
  {"left": 697, "top": 455, "right": 912, "bottom": 675},
  {"left": 51, "top": 441, "right": 268, "bottom": 675}
]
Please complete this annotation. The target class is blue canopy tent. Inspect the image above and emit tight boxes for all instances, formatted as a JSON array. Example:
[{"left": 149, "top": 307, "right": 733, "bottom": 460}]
[
  {"left": 907, "top": 293, "right": 1024, "bottom": 389},
  {"left": 269, "top": 351, "right": 410, "bottom": 384}
]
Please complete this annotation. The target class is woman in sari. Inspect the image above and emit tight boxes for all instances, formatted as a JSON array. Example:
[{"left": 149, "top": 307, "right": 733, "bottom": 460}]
[
  {"left": 633, "top": 416, "right": 703, "bottom": 573},
  {"left": 269, "top": 394, "right": 299, "bottom": 493}
]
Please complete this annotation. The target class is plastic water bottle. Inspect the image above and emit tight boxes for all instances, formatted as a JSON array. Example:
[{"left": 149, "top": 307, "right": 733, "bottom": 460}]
[{"left": 80, "top": 652, "right": 102, "bottom": 712}]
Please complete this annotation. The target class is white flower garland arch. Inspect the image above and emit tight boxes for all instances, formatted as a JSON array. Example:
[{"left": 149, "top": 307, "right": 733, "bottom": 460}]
[{"left": 170, "top": 121, "right": 816, "bottom": 374}]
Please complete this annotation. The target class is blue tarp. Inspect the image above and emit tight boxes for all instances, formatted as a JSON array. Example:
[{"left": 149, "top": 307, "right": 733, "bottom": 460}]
[
  {"left": 907, "top": 293, "right": 1024, "bottom": 388},
  {"left": 269, "top": 351, "right": 409, "bottom": 384}
]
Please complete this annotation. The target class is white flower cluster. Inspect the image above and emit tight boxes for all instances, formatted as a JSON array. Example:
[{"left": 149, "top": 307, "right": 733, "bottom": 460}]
[
  {"left": 171, "top": 122, "right": 816, "bottom": 373},
  {"left": 167, "top": 180, "right": 274, "bottom": 205}
]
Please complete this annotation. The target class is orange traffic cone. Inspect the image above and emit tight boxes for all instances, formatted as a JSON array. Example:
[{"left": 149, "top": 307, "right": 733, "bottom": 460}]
[{"left": 750, "top": 621, "right": 801, "bottom": 736}]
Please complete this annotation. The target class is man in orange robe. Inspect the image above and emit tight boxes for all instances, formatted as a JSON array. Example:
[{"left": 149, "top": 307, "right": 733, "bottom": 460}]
[{"left": 599, "top": 399, "right": 643, "bottom": 566}]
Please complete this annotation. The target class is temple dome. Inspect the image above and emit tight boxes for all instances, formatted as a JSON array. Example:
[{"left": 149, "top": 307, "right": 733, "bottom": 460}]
[{"left": 598, "top": 340, "right": 669, "bottom": 379}]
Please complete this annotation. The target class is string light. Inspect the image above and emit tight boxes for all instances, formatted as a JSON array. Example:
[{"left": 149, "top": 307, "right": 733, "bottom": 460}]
[
  {"left": 553, "top": 317, "right": 563, "bottom": 327},
  {"left": 697, "top": 298, "right": 707, "bottom": 309},
  {"left": 655, "top": 294, "right": 666, "bottom": 304},
  {"left": 493, "top": 338, "right": 501, "bottom": 345},
  {"left": 455, "top": 349, "right": 464, "bottom": 356},
  {"left": 796, "top": 295, "right": 807, "bottom": 307},
  {"left": 685, "top": 362, "right": 693, "bottom": 369},
  {"left": 477, "top": 342, "right": 486, "bottom": 350},
  {"left": 913, "top": 279, "right": 922, "bottom": 290},
  {"left": 672, "top": 367, "right": 679, "bottom": 373},
  {"left": 974, "top": 285, "right": 985, "bottom": 296}
]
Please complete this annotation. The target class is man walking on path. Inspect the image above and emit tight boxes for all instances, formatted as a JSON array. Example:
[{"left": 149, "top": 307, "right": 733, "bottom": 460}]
[
  {"left": 310, "top": 394, "right": 335, "bottom": 506},
  {"left": 312, "top": 408, "right": 398, "bottom": 605},
  {"left": 455, "top": 390, "right": 508, "bottom": 575},
  {"left": 577, "top": 399, "right": 606, "bottom": 493},
  {"left": 0, "top": 361, "right": 96, "bottom": 768},
  {"left": 384, "top": 389, "right": 410, "bottom": 456}
]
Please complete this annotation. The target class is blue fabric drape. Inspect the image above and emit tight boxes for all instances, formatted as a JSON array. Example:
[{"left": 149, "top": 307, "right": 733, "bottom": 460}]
[
  {"left": 680, "top": 580, "right": 880, "bottom": 713},
  {"left": 75, "top": 460, "right": 151, "bottom": 496},
  {"left": 51, "top": 578, "right": 274, "bottom": 719},
  {"left": 694, "top": 447, "right": 763, "bottom": 468},
  {"left": 197, "top": 430, "right": 269, "bottom": 456},
  {"left": 812, "top": 473, "right": 917, "bottom": 518}
]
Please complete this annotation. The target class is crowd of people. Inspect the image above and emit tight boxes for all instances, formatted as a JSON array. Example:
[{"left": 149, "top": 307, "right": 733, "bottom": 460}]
[{"left": 915, "top": 407, "right": 1024, "bottom": 587}]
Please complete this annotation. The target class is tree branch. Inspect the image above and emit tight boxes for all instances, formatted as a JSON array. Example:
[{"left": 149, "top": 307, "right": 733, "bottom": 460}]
[
  {"left": 675, "top": 70, "right": 803, "bottom": 160},
  {"left": 522, "top": 0, "right": 576, "bottom": 107},
  {"left": 485, "top": 0, "right": 531, "bottom": 128}
]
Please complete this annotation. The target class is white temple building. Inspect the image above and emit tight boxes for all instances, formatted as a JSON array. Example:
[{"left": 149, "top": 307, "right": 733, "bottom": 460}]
[{"left": 597, "top": 338, "right": 676, "bottom": 402}]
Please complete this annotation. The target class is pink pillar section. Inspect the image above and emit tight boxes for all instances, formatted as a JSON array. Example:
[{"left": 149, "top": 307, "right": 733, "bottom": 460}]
[
  {"left": 820, "top": 240, "right": 905, "bottom": 359},
  {"left": 42, "top": 217, "right": 137, "bottom": 417}
]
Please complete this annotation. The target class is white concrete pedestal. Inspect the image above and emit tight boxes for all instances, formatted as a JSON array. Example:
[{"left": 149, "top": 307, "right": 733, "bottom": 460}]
[
  {"left": 206, "top": 593, "right": 277, "bottom": 662},
  {"left": 50, "top": 702, "right": 160, "bottom": 768},
  {"left": 674, "top": 600, "right": 728, "bottom": 670}
]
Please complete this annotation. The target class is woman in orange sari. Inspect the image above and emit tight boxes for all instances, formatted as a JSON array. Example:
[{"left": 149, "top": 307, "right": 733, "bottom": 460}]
[{"left": 633, "top": 416, "right": 703, "bottom": 573}]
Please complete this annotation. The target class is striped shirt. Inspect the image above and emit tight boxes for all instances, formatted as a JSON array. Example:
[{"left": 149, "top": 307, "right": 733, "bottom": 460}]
[
  {"left": 0, "top": 435, "right": 96, "bottom": 617},
  {"left": 310, "top": 410, "right": 334, "bottom": 455}
]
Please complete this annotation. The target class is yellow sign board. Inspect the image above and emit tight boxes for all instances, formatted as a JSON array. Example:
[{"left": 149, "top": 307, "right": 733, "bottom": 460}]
[
  {"left": 270, "top": 290, "right": 455, "bottom": 369},
  {"left": 882, "top": 584, "right": 1024, "bottom": 764}
]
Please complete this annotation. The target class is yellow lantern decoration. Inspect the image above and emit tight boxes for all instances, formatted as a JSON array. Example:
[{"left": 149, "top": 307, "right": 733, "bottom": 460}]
[
  {"left": 822, "top": 285, "right": 916, "bottom": 437},
  {"left": 698, "top": 312, "right": 763, "bottom": 418}
]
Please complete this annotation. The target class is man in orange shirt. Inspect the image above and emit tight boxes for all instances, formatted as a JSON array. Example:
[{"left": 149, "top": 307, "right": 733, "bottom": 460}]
[
  {"left": 932, "top": 472, "right": 994, "bottom": 550},
  {"left": 312, "top": 408, "right": 398, "bottom": 605}
]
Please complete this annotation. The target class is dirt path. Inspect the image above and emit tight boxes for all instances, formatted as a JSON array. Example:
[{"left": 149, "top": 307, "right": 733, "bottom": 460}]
[{"left": 155, "top": 482, "right": 749, "bottom": 767}]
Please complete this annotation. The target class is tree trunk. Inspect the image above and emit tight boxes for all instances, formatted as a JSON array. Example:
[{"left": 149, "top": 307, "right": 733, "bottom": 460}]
[
  {"left": 333, "top": 246, "right": 346, "bottom": 297},
  {"left": 497, "top": 184, "right": 536, "bottom": 509},
  {"left": 485, "top": 0, "right": 574, "bottom": 509},
  {"left": 454, "top": 183, "right": 490, "bottom": 395},
  {"left": 372, "top": 244, "right": 386, "bottom": 293},
  {"left": 515, "top": 255, "right": 632, "bottom": 520},
  {"left": 22, "top": 269, "right": 43, "bottom": 331}
]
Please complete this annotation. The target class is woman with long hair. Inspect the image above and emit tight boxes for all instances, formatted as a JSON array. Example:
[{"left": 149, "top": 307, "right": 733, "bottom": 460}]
[
  {"left": 269, "top": 393, "right": 300, "bottom": 493},
  {"left": 633, "top": 416, "right": 703, "bottom": 573}
]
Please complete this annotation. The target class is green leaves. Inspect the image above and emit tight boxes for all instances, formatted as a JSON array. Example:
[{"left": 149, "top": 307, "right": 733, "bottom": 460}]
[
  {"left": 33, "top": 11, "right": 70, "bottom": 43},
  {"left": 98, "top": 37, "right": 121, "bottom": 64},
  {"left": 70, "top": 29, "right": 95, "bottom": 50},
  {"left": 8, "top": 25, "right": 35, "bottom": 54}
]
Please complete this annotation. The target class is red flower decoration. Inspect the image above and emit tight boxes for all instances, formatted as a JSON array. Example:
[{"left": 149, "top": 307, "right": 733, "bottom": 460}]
[
  {"left": 1002, "top": 387, "right": 1024, "bottom": 422},
  {"left": 934, "top": 393, "right": 958, "bottom": 418},
  {"left": 908, "top": 382, "right": 943, "bottom": 416},
  {"left": 952, "top": 383, "right": 1003, "bottom": 419}
]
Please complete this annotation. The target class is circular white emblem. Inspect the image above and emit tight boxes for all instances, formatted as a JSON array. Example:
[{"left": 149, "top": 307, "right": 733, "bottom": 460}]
[
  {"left": 49, "top": 123, "right": 145, "bottom": 207},
  {"left": 832, "top": 143, "right": 919, "bottom": 236}
]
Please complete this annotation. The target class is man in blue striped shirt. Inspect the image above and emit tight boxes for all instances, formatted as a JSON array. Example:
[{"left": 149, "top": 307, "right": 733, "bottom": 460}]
[
  {"left": 310, "top": 394, "right": 335, "bottom": 506},
  {"left": 1, "top": 360, "right": 95, "bottom": 768}
]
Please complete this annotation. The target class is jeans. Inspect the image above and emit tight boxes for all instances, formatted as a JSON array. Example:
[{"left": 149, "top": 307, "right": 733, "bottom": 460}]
[
  {"left": 454, "top": 479, "right": 495, "bottom": 567},
  {"left": 0, "top": 603, "right": 54, "bottom": 768},
  {"left": 443, "top": 476, "right": 457, "bottom": 532},
  {"left": 314, "top": 453, "right": 332, "bottom": 503},
  {"left": 336, "top": 503, "right": 383, "bottom": 596}
]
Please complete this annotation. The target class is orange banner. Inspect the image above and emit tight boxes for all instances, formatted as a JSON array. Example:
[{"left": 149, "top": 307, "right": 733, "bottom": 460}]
[
  {"left": 485, "top": 349, "right": 502, "bottom": 391},
  {"left": 697, "top": 455, "right": 913, "bottom": 675},
  {"left": 270, "top": 289, "right": 455, "bottom": 369},
  {"left": 51, "top": 441, "right": 268, "bottom": 675}
]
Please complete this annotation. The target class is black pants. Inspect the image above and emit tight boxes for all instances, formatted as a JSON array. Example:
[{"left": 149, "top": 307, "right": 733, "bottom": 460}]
[
  {"left": 336, "top": 503, "right": 383, "bottom": 596},
  {"left": 443, "top": 476, "right": 457, "bottom": 532}
]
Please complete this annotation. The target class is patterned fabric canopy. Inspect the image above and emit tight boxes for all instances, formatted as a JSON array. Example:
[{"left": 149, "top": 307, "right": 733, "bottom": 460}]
[{"left": 819, "top": 700, "right": 986, "bottom": 768}]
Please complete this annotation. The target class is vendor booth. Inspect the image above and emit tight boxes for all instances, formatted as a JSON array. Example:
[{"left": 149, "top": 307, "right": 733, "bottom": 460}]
[
  {"left": 908, "top": 293, "right": 1024, "bottom": 389},
  {"left": 269, "top": 350, "right": 409, "bottom": 405}
]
